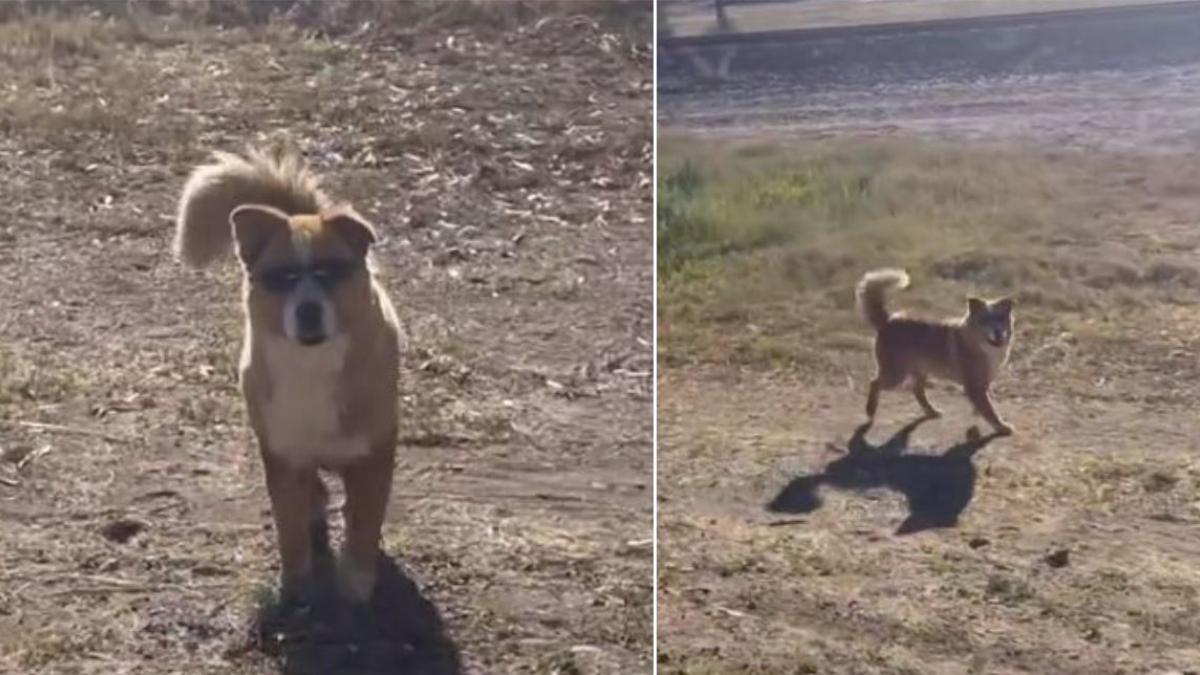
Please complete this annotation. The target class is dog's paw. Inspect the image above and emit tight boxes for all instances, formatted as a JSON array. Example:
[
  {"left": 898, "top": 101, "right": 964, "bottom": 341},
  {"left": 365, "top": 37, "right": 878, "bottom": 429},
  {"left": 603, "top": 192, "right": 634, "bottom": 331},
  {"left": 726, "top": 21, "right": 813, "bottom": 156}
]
[
  {"left": 278, "top": 571, "right": 323, "bottom": 609},
  {"left": 924, "top": 408, "right": 942, "bottom": 419},
  {"left": 337, "top": 557, "right": 377, "bottom": 604},
  {"left": 993, "top": 423, "right": 1015, "bottom": 436}
]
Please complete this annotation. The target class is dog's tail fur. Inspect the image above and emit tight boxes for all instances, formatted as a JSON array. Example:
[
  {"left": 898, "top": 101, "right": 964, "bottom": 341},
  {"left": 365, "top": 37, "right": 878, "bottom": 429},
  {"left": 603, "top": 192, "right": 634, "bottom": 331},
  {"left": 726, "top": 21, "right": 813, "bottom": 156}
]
[
  {"left": 856, "top": 268, "right": 910, "bottom": 330},
  {"left": 174, "top": 145, "right": 328, "bottom": 268}
]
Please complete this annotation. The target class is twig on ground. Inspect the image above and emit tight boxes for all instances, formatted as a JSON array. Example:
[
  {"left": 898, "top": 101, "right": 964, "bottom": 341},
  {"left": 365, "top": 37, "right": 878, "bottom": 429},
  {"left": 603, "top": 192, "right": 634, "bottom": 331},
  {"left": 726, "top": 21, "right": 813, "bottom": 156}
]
[
  {"left": 714, "top": 605, "right": 749, "bottom": 618},
  {"left": 0, "top": 572, "right": 236, "bottom": 597},
  {"left": 49, "top": 583, "right": 234, "bottom": 597},
  {"left": 0, "top": 420, "right": 129, "bottom": 444},
  {"left": 16, "top": 444, "right": 52, "bottom": 472}
]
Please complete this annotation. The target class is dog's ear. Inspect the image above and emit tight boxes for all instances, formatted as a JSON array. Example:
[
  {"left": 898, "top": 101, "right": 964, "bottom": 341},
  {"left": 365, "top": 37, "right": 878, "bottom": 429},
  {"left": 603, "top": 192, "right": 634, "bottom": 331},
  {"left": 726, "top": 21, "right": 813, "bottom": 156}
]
[
  {"left": 324, "top": 206, "right": 377, "bottom": 258},
  {"left": 230, "top": 204, "right": 290, "bottom": 268},
  {"left": 992, "top": 297, "right": 1014, "bottom": 316},
  {"left": 967, "top": 297, "right": 987, "bottom": 316}
]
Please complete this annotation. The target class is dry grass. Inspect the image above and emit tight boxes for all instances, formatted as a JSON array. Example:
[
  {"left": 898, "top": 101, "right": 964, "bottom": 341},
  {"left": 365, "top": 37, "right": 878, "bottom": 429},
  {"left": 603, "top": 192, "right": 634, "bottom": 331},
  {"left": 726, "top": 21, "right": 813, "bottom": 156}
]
[
  {"left": 0, "top": 2, "right": 651, "bottom": 673},
  {"left": 658, "top": 135, "right": 1200, "bottom": 398},
  {"left": 2, "top": 0, "right": 651, "bottom": 33},
  {"left": 657, "top": 132, "right": 1200, "bottom": 674}
]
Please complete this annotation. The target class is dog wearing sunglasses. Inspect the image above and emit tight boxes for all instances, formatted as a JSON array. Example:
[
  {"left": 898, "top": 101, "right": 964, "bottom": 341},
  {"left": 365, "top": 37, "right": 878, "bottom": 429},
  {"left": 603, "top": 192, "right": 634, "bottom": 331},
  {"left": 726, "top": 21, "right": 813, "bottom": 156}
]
[
  {"left": 857, "top": 268, "right": 1015, "bottom": 436},
  {"left": 174, "top": 145, "right": 401, "bottom": 603}
]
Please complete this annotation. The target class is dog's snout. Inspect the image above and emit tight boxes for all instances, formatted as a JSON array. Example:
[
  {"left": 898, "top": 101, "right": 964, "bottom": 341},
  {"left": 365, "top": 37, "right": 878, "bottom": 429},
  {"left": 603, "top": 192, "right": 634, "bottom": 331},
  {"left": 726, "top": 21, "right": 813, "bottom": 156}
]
[{"left": 296, "top": 302, "right": 323, "bottom": 335}]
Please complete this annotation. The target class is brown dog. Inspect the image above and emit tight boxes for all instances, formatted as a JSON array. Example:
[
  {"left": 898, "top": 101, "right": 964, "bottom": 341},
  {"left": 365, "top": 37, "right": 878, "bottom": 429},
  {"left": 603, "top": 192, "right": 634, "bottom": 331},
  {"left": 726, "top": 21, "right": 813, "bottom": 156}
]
[
  {"left": 174, "top": 145, "right": 401, "bottom": 602},
  {"left": 857, "top": 268, "right": 1015, "bottom": 435}
]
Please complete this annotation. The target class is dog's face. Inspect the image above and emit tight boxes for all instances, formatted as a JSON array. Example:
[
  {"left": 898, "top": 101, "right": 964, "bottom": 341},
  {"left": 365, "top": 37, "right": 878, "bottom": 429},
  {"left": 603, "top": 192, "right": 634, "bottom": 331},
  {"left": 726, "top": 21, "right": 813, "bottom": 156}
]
[
  {"left": 965, "top": 297, "right": 1015, "bottom": 348},
  {"left": 231, "top": 204, "right": 376, "bottom": 347}
]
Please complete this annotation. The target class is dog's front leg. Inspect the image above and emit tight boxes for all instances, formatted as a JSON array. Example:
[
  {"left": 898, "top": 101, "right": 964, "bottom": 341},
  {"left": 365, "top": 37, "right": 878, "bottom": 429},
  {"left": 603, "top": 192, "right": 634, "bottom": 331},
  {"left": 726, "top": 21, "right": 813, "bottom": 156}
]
[
  {"left": 964, "top": 382, "right": 1013, "bottom": 436},
  {"left": 912, "top": 376, "right": 941, "bottom": 418},
  {"left": 261, "top": 447, "right": 320, "bottom": 598},
  {"left": 337, "top": 442, "right": 396, "bottom": 603}
]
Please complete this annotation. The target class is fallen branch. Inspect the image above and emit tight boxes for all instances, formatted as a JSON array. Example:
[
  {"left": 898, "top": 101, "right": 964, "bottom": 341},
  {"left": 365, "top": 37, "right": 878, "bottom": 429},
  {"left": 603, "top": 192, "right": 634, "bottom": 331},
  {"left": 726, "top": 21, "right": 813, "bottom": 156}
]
[
  {"left": 0, "top": 572, "right": 235, "bottom": 597},
  {"left": 0, "top": 420, "right": 129, "bottom": 444},
  {"left": 765, "top": 518, "right": 807, "bottom": 527},
  {"left": 49, "top": 583, "right": 235, "bottom": 597}
]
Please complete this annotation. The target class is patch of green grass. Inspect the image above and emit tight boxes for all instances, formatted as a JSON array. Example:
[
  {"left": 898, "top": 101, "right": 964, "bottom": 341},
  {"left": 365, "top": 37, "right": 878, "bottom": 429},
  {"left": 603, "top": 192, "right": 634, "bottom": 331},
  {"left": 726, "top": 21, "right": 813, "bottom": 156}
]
[
  {"left": 658, "top": 136, "right": 1063, "bottom": 276},
  {"left": 657, "top": 135, "right": 1200, "bottom": 375}
]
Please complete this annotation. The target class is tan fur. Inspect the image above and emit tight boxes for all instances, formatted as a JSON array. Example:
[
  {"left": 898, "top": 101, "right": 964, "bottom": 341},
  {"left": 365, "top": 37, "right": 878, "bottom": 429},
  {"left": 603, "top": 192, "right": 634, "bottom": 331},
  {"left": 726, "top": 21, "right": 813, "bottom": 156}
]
[
  {"left": 857, "top": 268, "right": 1016, "bottom": 436},
  {"left": 175, "top": 145, "right": 400, "bottom": 603},
  {"left": 856, "top": 268, "right": 910, "bottom": 330},
  {"left": 174, "top": 145, "right": 326, "bottom": 268}
]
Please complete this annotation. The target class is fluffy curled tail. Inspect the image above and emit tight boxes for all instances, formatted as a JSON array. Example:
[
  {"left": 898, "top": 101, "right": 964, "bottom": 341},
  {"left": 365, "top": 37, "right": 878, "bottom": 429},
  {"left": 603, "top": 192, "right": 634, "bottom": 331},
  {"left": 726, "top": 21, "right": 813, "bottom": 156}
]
[
  {"left": 856, "top": 268, "right": 910, "bottom": 330},
  {"left": 174, "top": 144, "right": 327, "bottom": 268}
]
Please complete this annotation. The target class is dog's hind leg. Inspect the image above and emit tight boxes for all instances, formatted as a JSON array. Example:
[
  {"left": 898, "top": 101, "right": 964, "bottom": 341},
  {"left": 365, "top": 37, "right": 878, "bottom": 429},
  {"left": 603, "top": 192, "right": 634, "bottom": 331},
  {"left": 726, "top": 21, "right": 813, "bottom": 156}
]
[
  {"left": 866, "top": 355, "right": 905, "bottom": 422},
  {"left": 866, "top": 378, "right": 882, "bottom": 420},
  {"left": 913, "top": 376, "right": 941, "bottom": 418}
]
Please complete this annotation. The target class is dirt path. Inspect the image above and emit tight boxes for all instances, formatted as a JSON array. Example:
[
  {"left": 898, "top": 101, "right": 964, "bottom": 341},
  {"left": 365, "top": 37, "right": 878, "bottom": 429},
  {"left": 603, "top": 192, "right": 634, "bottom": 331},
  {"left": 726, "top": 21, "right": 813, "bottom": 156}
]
[
  {"left": 0, "top": 5, "right": 652, "bottom": 674},
  {"left": 660, "top": 367, "right": 1200, "bottom": 673}
]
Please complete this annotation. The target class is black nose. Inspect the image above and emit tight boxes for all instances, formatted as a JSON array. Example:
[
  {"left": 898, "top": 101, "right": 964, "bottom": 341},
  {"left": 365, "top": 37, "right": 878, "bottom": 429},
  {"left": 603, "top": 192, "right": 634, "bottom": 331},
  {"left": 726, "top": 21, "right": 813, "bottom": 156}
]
[{"left": 296, "top": 302, "right": 323, "bottom": 334}]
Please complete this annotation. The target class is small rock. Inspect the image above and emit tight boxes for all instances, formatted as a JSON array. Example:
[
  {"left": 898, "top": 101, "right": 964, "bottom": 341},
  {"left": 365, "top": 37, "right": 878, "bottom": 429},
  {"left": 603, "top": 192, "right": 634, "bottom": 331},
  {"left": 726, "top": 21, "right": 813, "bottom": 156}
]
[
  {"left": 101, "top": 517, "right": 148, "bottom": 544},
  {"left": 1143, "top": 471, "right": 1178, "bottom": 493},
  {"left": 968, "top": 536, "right": 990, "bottom": 549},
  {"left": 1045, "top": 548, "right": 1070, "bottom": 568}
]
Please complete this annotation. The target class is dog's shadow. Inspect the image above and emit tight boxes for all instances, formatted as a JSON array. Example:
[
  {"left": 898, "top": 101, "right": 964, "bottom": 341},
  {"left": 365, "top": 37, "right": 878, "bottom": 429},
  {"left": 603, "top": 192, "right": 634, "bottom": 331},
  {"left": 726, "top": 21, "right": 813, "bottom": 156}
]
[
  {"left": 767, "top": 417, "right": 1000, "bottom": 534},
  {"left": 247, "top": 545, "right": 462, "bottom": 675}
]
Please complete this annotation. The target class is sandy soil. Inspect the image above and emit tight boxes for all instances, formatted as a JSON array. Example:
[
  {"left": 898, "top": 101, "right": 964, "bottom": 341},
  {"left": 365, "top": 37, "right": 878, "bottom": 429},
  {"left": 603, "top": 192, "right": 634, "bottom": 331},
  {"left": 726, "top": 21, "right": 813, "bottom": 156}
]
[{"left": 0, "top": 3, "right": 653, "bottom": 674}]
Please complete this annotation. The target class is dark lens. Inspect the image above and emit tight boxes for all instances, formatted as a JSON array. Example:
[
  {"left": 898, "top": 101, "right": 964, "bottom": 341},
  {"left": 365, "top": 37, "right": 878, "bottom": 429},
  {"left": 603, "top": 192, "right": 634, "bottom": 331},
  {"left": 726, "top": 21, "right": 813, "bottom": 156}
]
[
  {"left": 310, "top": 261, "right": 352, "bottom": 290},
  {"left": 259, "top": 268, "right": 301, "bottom": 293}
]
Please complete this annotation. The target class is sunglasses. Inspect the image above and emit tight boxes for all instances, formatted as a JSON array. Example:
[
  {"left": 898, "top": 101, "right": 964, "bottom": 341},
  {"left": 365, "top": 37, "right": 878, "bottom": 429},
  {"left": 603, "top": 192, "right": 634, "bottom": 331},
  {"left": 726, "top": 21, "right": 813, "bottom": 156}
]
[{"left": 254, "top": 259, "right": 358, "bottom": 293}]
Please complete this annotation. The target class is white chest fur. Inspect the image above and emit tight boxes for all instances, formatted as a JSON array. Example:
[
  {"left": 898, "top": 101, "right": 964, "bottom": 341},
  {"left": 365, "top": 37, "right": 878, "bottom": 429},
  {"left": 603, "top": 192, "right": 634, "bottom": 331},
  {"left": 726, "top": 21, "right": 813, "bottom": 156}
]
[
  {"left": 979, "top": 341, "right": 1011, "bottom": 382},
  {"left": 256, "top": 334, "right": 369, "bottom": 465}
]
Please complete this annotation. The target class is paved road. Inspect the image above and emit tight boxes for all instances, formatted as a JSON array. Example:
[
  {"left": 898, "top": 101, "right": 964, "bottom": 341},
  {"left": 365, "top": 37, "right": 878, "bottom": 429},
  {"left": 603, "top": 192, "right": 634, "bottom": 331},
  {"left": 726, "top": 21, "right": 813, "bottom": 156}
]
[{"left": 658, "top": 1, "right": 1200, "bottom": 153}]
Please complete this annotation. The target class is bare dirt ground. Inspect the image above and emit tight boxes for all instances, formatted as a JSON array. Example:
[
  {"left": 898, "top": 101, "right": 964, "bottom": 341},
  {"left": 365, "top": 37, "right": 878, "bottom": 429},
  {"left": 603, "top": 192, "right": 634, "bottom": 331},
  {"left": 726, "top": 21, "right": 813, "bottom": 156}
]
[
  {"left": 659, "top": 15, "right": 1200, "bottom": 675},
  {"left": 0, "top": 2, "right": 652, "bottom": 673}
]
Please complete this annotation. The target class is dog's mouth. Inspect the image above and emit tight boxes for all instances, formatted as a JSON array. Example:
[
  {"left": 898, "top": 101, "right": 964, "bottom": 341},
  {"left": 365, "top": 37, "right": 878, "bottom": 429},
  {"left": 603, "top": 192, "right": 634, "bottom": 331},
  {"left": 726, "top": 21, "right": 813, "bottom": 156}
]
[
  {"left": 297, "top": 332, "right": 327, "bottom": 346},
  {"left": 986, "top": 332, "right": 1008, "bottom": 347}
]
